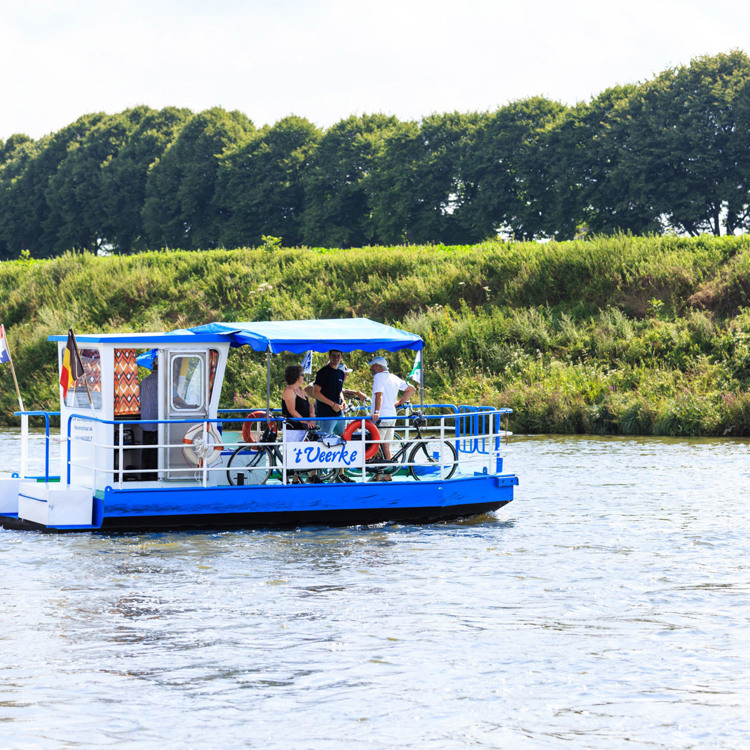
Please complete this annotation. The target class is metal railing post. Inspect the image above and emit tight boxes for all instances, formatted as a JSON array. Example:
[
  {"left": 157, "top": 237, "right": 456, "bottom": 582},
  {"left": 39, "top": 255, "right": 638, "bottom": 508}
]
[
  {"left": 282, "top": 424, "right": 287, "bottom": 485},
  {"left": 439, "top": 415, "right": 445, "bottom": 480},
  {"left": 361, "top": 418, "right": 367, "bottom": 482},
  {"left": 66, "top": 415, "right": 72, "bottom": 485},
  {"left": 118, "top": 422, "right": 124, "bottom": 489},
  {"left": 495, "top": 411, "right": 502, "bottom": 473},
  {"left": 202, "top": 421, "right": 208, "bottom": 487},
  {"left": 20, "top": 413, "right": 28, "bottom": 479}
]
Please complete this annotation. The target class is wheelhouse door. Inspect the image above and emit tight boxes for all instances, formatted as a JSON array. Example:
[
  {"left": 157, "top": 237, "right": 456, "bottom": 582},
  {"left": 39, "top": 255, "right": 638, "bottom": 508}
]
[{"left": 165, "top": 351, "right": 209, "bottom": 479}]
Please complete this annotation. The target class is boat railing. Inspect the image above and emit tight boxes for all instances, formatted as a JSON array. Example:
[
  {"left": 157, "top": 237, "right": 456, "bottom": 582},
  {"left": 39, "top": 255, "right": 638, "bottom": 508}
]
[
  {"left": 18, "top": 406, "right": 511, "bottom": 489},
  {"left": 13, "top": 410, "right": 60, "bottom": 483}
]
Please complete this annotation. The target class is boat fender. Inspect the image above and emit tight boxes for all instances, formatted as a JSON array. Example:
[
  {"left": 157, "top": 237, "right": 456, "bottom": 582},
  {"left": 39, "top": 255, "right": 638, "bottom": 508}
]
[
  {"left": 241, "top": 410, "right": 277, "bottom": 444},
  {"left": 182, "top": 423, "right": 223, "bottom": 466},
  {"left": 342, "top": 419, "right": 381, "bottom": 460}
]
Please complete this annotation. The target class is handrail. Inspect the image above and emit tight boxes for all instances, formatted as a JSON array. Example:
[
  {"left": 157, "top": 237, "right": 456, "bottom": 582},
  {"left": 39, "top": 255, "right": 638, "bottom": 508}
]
[
  {"left": 58, "top": 406, "right": 512, "bottom": 486},
  {"left": 14, "top": 410, "right": 54, "bottom": 482}
]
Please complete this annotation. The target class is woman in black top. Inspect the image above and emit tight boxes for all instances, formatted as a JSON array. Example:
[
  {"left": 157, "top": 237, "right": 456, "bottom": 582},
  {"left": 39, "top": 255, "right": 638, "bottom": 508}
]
[
  {"left": 282, "top": 365, "right": 315, "bottom": 432},
  {"left": 281, "top": 365, "right": 320, "bottom": 483}
]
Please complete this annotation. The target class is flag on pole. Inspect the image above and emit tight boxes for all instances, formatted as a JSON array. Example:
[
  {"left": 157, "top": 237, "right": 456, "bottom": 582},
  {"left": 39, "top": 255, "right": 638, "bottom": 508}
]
[
  {"left": 60, "top": 328, "right": 84, "bottom": 399},
  {"left": 0, "top": 325, "right": 9, "bottom": 365},
  {"left": 301, "top": 349, "right": 313, "bottom": 375},
  {"left": 407, "top": 350, "right": 422, "bottom": 384},
  {"left": 0, "top": 324, "right": 25, "bottom": 410}
]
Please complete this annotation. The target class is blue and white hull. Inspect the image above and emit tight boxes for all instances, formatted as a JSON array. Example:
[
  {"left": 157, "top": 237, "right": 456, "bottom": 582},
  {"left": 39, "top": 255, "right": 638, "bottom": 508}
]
[{"left": 0, "top": 473, "right": 517, "bottom": 532}]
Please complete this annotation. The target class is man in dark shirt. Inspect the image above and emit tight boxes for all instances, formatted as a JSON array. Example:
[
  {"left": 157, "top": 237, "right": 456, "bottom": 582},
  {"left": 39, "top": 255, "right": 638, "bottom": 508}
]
[{"left": 314, "top": 350, "right": 347, "bottom": 435}]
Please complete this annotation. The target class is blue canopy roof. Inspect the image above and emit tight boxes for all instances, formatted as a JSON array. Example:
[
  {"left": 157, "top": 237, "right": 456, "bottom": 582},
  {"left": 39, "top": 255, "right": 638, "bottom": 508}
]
[
  {"left": 49, "top": 319, "right": 423, "bottom": 354},
  {"left": 188, "top": 319, "right": 423, "bottom": 354}
]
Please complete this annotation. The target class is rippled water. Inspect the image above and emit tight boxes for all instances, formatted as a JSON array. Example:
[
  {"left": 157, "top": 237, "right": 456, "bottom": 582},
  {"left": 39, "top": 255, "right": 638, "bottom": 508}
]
[{"left": 1, "top": 430, "right": 749, "bottom": 749}]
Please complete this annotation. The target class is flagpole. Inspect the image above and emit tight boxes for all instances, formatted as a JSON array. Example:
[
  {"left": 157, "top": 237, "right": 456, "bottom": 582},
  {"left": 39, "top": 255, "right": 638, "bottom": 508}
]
[
  {"left": 2, "top": 325, "right": 25, "bottom": 412},
  {"left": 2, "top": 325, "right": 27, "bottom": 478}
]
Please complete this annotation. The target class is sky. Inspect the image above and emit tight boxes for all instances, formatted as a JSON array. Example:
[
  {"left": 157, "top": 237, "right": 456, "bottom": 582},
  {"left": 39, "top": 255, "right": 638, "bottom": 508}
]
[{"left": 2, "top": 0, "right": 749, "bottom": 141}]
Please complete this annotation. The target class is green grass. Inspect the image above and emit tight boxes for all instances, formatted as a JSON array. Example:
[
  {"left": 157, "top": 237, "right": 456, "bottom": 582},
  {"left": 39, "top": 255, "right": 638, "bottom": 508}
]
[{"left": 1, "top": 234, "right": 749, "bottom": 435}]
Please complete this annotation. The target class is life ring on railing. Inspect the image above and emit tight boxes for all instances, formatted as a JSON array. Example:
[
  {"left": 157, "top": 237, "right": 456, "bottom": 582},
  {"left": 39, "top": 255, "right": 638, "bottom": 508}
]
[
  {"left": 182, "top": 423, "right": 223, "bottom": 466},
  {"left": 342, "top": 419, "right": 381, "bottom": 460},
  {"left": 241, "top": 410, "right": 277, "bottom": 444}
]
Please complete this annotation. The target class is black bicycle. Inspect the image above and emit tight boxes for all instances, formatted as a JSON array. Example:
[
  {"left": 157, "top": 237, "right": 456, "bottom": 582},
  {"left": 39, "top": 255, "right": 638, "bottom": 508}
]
[
  {"left": 344, "top": 411, "right": 458, "bottom": 481},
  {"left": 226, "top": 424, "right": 280, "bottom": 485},
  {"left": 226, "top": 424, "right": 339, "bottom": 486}
]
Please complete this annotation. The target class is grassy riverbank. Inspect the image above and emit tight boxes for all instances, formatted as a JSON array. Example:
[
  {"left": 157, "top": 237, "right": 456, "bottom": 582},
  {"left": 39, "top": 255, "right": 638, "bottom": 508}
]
[{"left": 1, "top": 234, "right": 749, "bottom": 435}]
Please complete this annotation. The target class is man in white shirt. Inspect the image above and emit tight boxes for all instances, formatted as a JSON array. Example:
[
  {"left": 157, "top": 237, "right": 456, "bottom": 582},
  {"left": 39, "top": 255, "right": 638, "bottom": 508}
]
[{"left": 368, "top": 356, "right": 415, "bottom": 463}]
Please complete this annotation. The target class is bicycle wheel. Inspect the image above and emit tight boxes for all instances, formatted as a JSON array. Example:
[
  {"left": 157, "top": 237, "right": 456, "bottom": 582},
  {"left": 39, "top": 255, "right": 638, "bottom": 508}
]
[
  {"left": 408, "top": 439, "right": 458, "bottom": 481},
  {"left": 382, "top": 432, "right": 409, "bottom": 475},
  {"left": 226, "top": 445, "right": 273, "bottom": 486},
  {"left": 317, "top": 467, "right": 339, "bottom": 482}
]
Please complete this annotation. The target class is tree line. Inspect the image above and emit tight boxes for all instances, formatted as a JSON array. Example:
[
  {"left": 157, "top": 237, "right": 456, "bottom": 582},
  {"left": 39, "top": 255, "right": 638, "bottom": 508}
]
[{"left": 2, "top": 51, "right": 749, "bottom": 258}]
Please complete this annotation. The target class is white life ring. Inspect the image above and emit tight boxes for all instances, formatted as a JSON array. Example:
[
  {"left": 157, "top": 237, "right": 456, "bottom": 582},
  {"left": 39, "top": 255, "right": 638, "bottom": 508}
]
[{"left": 182, "top": 423, "right": 223, "bottom": 466}]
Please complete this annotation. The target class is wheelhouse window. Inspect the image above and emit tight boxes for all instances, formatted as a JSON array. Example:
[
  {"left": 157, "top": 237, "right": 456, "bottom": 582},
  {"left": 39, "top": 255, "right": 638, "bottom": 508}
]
[
  {"left": 64, "top": 348, "right": 102, "bottom": 410},
  {"left": 171, "top": 355, "right": 204, "bottom": 411}
]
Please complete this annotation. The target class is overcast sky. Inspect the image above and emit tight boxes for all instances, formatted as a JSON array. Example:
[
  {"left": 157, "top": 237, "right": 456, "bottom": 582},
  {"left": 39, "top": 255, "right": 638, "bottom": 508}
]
[{"left": 2, "top": 0, "right": 748, "bottom": 141}]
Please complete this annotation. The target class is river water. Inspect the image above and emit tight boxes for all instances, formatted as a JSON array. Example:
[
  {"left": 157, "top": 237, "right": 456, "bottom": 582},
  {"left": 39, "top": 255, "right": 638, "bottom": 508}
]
[{"left": 1, "top": 431, "right": 749, "bottom": 749}]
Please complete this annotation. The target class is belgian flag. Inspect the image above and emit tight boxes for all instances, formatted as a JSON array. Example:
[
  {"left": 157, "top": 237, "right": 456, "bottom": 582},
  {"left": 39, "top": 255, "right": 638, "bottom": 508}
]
[{"left": 60, "top": 328, "right": 84, "bottom": 399}]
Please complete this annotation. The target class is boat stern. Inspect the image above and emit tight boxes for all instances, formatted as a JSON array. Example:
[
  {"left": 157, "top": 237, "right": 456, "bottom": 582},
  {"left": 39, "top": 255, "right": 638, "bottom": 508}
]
[{"left": 10, "top": 482, "right": 96, "bottom": 530}]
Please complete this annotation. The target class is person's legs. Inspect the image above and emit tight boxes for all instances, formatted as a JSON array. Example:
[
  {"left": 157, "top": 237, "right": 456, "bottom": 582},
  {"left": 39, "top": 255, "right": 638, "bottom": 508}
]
[
  {"left": 378, "top": 420, "right": 396, "bottom": 460},
  {"left": 141, "top": 429, "right": 158, "bottom": 481}
]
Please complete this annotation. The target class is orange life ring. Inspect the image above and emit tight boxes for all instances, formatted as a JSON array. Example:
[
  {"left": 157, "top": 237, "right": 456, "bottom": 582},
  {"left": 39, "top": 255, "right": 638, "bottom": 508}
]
[
  {"left": 182, "top": 423, "right": 223, "bottom": 466},
  {"left": 342, "top": 419, "right": 381, "bottom": 460},
  {"left": 241, "top": 410, "right": 277, "bottom": 444}
]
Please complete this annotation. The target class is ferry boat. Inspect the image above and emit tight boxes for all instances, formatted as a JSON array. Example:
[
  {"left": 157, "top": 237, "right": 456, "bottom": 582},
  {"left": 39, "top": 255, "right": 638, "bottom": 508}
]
[{"left": 0, "top": 319, "right": 518, "bottom": 532}]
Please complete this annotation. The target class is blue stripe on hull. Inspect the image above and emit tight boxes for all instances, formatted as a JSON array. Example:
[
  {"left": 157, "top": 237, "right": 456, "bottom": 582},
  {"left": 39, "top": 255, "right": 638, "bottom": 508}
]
[{"left": 94, "top": 474, "right": 516, "bottom": 530}]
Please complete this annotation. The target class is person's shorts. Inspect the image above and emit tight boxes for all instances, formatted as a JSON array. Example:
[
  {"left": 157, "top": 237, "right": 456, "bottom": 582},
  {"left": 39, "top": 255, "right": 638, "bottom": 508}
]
[{"left": 376, "top": 418, "right": 397, "bottom": 448}]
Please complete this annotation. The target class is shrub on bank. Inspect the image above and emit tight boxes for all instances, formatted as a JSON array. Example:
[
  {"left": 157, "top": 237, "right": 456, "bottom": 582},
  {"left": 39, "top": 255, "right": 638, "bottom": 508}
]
[{"left": 0, "top": 235, "right": 748, "bottom": 436}]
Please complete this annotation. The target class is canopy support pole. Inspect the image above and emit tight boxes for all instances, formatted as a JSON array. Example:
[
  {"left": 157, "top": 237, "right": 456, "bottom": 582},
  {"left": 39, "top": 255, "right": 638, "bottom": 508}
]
[
  {"left": 419, "top": 349, "right": 424, "bottom": 411},
  {"left": 266, "top": 347, "right": 271, "bottom": 414}
]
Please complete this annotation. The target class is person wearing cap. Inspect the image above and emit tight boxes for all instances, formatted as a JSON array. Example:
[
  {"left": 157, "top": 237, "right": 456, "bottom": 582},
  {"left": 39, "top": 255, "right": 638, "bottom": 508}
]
[
  {"left": 368, "top": 356, "right": 415, "bottom": 464},
  {"left": 313, "top": 350, "right": 348, "bottom": 435}
]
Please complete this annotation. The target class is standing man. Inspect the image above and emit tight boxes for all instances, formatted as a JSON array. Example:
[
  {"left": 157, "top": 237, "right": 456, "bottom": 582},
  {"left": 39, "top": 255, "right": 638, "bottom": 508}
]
[
  {"left": 314, "top": 350, "right": 347, "bottom": 435},
  {"left": 368, "top": 356, "right": 415, "bottom": 462}
]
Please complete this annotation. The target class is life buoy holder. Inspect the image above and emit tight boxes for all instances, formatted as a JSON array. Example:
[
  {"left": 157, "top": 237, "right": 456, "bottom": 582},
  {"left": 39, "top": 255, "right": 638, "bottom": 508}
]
[
  {"left": 182, "top": 423, "right": 223, "bottom": 466},
  {"left": 241, "top": 410, "right": 277, "bottom": 444},
  {"left": 342, "top": 419, "right": 381, "bottom": 460}
]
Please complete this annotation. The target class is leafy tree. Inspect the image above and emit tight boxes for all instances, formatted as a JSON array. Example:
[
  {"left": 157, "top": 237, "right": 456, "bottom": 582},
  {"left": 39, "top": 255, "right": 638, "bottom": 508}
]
[
  {"left": 216, "top": 115, "right": 321, "bottom": 247},
  {"left": 0, "top": 134, "right": 39, "bottom": 259},
  {"left": 0, "top": 133, "right": 34, "bottom": 165},
  {"left": 101, "top": 107, "right": 192, "bottom": 253},
  {"left": 44, "top": 109, "right": 154, "bottom": 252},
  {"left": 301, "top": 114, "right": 401, "bottom": 247},
  {"left": 543, "top": 85, "right": 662, "bottom": 238},
  {"left": 462, "top": 97, "right": 567, "bottom": 240},
  {"left": 2, "top": 113, "right": 108, "bottom": 256},
  {"left": 615, "top": 51, "right": 750, "bottom": 236},
  {"left": 142, "top": 108, "right": 255, "bottom": 250},
  {"left": 370, "top": 112, "right": 482, "bottom": 244}
]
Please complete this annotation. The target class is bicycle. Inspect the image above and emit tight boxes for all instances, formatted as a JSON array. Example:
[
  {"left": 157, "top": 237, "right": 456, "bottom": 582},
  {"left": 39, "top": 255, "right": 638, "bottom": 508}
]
[
  {"left": 226, "top": 422, "right": 339, "bottom": 486},
  {"left": 226, "top": 423, "right": 281, "bottom": 486},
  {"left": 343, "top": 410, "right": 458, "bottom": 481}
]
